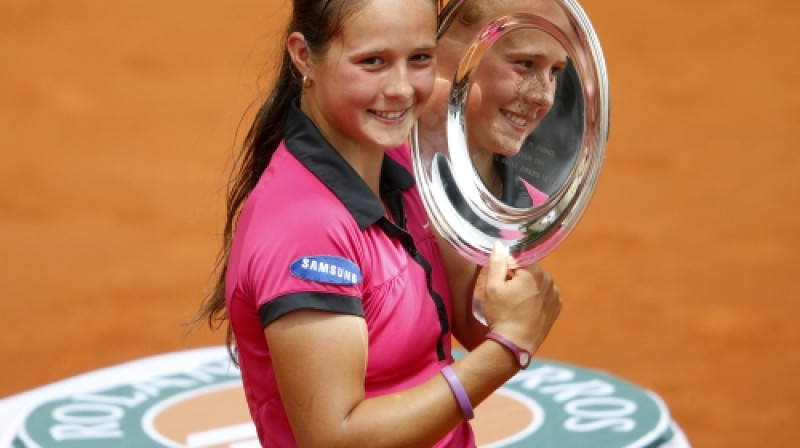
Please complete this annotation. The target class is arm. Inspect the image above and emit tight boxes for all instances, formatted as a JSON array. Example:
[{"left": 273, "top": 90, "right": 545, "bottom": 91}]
[
  {"left": 266, "top": 310, "right": 515, "bottom": 447},
  {"left": 266, "top": 244, "right": 561, "bottom": 448}
]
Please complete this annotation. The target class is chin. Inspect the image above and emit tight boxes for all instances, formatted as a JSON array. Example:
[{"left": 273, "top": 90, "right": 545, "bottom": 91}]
[
  {"left": 496, "top": 145, "right": 523, "bottom": 157},
  {"left": 375, "top": 127, "right": 415, "bottom": 148},
  {"left": 485, "top": 132, "right": 525, "bottom": 157},
  {"left": 370, "top": 135, "right": 409, "bottom": 150}
]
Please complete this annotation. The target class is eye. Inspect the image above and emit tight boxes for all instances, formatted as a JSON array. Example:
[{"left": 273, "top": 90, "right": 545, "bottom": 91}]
[
  {"left": 550, "top": 63, "right": 567, "bottom": 78},
  {"left": 411, "top": 53, "right": 432, "bottom": 63},
  {"left": 360, "top": 56, "right": 384, "bottom": 67},
  {"left": 514, "top": 60, "right": 534, "bottom": 69},
  {"left": 410, "top": 52, "right": 435, "bottom": 67}
]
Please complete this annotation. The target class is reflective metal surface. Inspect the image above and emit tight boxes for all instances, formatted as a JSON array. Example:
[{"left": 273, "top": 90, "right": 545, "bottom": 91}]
[{"left": 412, "top": 0, "right": 609, "bottom": 266}]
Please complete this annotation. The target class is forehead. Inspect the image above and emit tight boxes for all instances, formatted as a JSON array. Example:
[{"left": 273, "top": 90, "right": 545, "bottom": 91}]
[
  {"left": 465, "top": 0, "right": 571, "bottom": 30},
  {"left": 337, "top": 0, "right": 436, "bottom": 45},
  {"left": 494, "top": 29, "right": 568, "bottom": 61}
]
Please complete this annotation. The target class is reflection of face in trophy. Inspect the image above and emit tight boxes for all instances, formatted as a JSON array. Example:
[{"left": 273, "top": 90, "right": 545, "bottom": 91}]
[
  {"left": 420, "top": 0, "right": 573, "bottom": 205},
  {"left": 465, "top": 30, "right": 566, "bottom": 158},
  {"left": 411, "top": 0, "right": 609, "bottom": 267},
  {"left": 465, "top": 29, "right": 567, "bottom": 203},
  {"left": 423, "top": 1, "right": 565, "bottom": 148}
]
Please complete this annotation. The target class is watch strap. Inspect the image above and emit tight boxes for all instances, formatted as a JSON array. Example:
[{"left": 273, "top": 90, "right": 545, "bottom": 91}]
[{"left": 485, "top": 331, "right": 532, "bottom": 369}]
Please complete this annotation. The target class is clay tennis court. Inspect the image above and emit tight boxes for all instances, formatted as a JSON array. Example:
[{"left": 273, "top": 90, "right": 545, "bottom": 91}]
[{"left": 1, "top": 1, "right": 798, "bottom": 447}]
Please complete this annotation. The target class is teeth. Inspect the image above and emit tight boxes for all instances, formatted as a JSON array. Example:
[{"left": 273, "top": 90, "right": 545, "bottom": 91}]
[
  {"left": 502, "top": 110, "right": 528, "bottom": 127},
  {"left": 373, "top": 110, "right": 405, "bottom": 120}
]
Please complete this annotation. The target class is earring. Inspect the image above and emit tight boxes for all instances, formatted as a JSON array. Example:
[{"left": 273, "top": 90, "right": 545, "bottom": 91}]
[{"left": 302, "top": 75, "right": 312, "bottom": 88}]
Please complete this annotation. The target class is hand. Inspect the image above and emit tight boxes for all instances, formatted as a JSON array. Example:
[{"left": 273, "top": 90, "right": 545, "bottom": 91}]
[{"left": 478, "top": 242, "right": 562, "bottom": 353}]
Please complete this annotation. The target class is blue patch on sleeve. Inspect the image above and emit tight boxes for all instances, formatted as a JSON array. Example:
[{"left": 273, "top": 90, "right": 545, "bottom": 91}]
[{"left": 290, "top": 255, "right": 362, "bottom": 286}]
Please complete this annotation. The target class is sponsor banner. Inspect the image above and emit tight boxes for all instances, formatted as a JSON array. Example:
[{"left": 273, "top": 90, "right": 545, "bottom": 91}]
[
  {"left": 451, "top": 352, "right": 678, "bottom": 448},
  {"left": 0, "top": 347, "right": 690, "bottom": 447}
]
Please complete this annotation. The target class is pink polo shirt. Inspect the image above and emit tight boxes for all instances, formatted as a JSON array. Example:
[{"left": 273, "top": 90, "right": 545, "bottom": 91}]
[{"left": 225, "top": 102, "right": 474, "bottom": 447}]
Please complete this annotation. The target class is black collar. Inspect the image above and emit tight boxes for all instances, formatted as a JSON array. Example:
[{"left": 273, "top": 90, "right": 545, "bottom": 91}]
[{"left": 285, "top": 100, "right": 414, "bottom": 230}]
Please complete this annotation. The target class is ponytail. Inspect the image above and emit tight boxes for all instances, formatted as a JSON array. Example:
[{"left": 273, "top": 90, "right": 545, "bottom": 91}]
[{"left": 189, "top": 46, "right": 301, "bottom": 363}]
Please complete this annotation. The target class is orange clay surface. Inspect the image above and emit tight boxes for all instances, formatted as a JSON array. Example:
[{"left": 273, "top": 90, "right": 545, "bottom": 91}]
[{"left": 2, "top": 1, "right": 799, "bottom": 447}]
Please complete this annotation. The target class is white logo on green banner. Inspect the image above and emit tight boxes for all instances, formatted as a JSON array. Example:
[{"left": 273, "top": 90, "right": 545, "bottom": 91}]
[{"left": 11, "top": 349, "right": 673, "bottom": 447}]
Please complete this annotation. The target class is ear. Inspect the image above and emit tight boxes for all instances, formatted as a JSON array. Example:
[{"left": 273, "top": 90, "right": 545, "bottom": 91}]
[{"left": 287, "top": 32, "right": 312, "bottom": 80}]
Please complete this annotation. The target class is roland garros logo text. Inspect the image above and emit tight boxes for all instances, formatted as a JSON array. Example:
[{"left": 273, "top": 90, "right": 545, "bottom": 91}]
[
  {"left": 16, "top": 355, "right": 667, "bottom": 447},
  {"left": 17, "top": 358, "right": 253, "bottom": 447}
]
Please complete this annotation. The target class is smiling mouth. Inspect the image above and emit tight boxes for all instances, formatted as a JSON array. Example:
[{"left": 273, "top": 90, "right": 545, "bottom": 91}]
[
  {"left": 501, "top": 108, "right": 540, "bottom": 130},
  {"left": 370, "top": 109, "right": 409, "bottom": 121},
  {"left": 501, "top": 109, "right": 529, "bottom": 129}
]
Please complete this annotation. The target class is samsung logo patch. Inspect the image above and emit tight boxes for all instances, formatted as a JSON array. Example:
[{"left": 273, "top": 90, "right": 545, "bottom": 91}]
[{"left": 290, "top": 255, "right": 362, "bottom": 285}]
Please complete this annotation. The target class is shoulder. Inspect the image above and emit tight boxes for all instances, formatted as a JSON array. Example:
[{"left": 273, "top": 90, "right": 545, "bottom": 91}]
[
  {"left": 240, "top": 189, "right": 356, "bottom": 250},
  {"left": 229, "top": 188, "right": 367, "bottom": 303}
]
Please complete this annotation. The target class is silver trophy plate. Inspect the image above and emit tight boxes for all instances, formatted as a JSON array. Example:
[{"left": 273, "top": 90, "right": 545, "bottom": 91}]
[{"left": 412, "top": 0, "right": 610, "bottom": 266}]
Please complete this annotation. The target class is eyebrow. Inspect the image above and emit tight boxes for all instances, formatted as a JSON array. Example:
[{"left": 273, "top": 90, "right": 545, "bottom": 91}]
[
  {"left": 420, "top": 43, "right": 438, "bottom": 52},
  {"left": 351, "top": 42, "right": 438, "bottom": 57},
  {"left": 503, "top": 48, "right": 568, "bottom": 63}
]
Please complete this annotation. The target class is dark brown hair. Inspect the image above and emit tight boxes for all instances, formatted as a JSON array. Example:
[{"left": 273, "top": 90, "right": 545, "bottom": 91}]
[{"left": 189, "top": 0, "right": 368, "bottom": 361}]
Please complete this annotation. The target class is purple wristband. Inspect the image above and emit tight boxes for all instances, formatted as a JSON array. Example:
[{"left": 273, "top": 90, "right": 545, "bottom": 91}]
[{"left": 441, "top": 365, "right": 474, "bottom": 420}]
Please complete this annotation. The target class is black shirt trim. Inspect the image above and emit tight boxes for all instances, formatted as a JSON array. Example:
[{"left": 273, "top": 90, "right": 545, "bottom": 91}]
[{"left": 259, "top": 292, "right": 365, "bottom": 328}]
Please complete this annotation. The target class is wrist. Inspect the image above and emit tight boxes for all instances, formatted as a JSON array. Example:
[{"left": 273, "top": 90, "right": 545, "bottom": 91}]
[
  {"left": 484, "top": 331, "right": 532, "bottom": 369},
  {"left": 487, "top": 324, "right": 533, "bottom": 352}
]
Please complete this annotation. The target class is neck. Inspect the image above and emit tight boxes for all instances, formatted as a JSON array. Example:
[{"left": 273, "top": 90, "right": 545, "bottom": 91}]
[
  {"left": 301, "top": 95, "right": 384, "bottom": 197},
  {"left": 351, "top": 153, "right": 384, "bottom": 197},
  {"left": 471, "top": 148, "right": 501, "bottom": 196}
]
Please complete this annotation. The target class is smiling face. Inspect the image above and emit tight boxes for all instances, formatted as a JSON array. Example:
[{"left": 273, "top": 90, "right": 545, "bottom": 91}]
[
  {"left": 303, "top": 0, "right": 437, "bottom": 156},
  {"left": 466, "top": 29, "right": 567, "bottom": 156}
]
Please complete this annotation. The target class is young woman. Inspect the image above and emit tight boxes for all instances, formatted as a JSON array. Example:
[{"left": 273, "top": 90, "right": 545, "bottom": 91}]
[{"left": 194, "top": 0, "right": 562, "bottom": 446}]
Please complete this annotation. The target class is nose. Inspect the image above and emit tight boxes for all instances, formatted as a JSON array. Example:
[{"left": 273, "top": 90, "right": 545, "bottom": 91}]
[
  {"left": 384, "top": 65, "right": 414, "bottom": 99},
  {"left": 518, "top": 71, "right": 555, "bottom": 111}
]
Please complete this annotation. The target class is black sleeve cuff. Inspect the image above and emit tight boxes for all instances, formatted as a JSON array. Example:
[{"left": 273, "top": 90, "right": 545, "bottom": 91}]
[{"left": 258, "top": 291, "right": 364, "bottom": 327}]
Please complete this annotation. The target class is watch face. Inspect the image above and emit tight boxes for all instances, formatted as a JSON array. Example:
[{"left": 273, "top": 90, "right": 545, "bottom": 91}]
[{"left": 520, "top": 352, "right": 531, "bottom": 367}]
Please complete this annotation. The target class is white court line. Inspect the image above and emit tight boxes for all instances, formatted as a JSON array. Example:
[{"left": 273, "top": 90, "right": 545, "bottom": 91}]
[
  {"left": 230, "top": 439, "right": 262, "bottom": 448},
  {"left": 186, "top": 423, "right": 257, "bottom": 447}
]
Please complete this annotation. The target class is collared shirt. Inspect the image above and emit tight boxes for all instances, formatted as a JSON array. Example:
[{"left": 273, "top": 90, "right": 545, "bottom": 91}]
[{"left": 226, "top": 101, "right": 473, "bottom": 447}]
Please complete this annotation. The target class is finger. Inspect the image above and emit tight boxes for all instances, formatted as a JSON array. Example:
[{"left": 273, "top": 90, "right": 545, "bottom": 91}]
[
  {"left": 507, "top": 256, "right": 519, "bottom": 272},
  {"left": 485, "top": 241, "right": 510, "bottom": 289},
  {"left": 534, "top": 268, "right": 557, "bottom": 300},
  {"left": 505, "top": 259, "right": 518, "bottom": 280}
]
